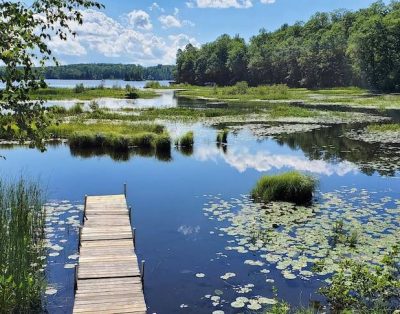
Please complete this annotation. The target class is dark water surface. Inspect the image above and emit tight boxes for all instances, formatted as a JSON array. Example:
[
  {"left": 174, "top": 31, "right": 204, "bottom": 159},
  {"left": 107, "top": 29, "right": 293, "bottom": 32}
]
[{"left": 1, "top": 123, "right": 399, "bottom": 313}]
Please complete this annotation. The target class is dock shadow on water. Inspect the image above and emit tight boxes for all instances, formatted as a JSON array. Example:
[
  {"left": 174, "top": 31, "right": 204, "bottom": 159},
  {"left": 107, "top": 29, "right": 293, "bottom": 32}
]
[{"left": 0, "top": 120, "right": 399, "bottom": 313}]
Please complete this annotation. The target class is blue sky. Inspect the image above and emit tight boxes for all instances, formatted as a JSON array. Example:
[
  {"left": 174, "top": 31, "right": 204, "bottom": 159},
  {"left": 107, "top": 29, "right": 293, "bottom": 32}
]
[{"left": 49, "top": 0, "right": 383, "bottom": 65}]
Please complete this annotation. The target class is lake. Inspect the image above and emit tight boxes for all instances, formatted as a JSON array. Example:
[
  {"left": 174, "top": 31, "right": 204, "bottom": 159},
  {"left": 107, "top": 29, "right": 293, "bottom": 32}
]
[{"left": 1, "top": 116, "right": 399, "bottom": 313}]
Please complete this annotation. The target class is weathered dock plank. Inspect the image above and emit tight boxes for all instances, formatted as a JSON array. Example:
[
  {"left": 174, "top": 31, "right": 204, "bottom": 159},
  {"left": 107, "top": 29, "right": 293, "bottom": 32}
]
[{"left": 73, "top": 194, "right": 146, "bottom": 314}]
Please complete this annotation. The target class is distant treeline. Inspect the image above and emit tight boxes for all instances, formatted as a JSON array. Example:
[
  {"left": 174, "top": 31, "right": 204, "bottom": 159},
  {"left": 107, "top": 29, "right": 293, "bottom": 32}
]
[
  {"left": 176, "top": 1, "right": 400, "bottom": 92},
  {"left": 31, "top": 64, "right": 175, "bottom": 81}
]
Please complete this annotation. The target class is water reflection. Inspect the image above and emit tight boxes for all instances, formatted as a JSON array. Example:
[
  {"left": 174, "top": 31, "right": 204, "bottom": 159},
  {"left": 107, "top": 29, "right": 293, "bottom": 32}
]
[
  {"left": 69, "top": 145, "right": 172, "bottom": 162},
  {"left": 195, "top": 145, "right": 357, "bottom": 176}
]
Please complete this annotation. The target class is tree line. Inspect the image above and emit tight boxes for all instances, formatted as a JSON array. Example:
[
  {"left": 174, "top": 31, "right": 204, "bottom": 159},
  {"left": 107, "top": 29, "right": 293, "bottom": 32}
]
[
  {"left": 1, "top": 64, "right": 175, "bottom": 81},
  {"left": 175, "top": 1, "right": 400, "bottom": 92}
]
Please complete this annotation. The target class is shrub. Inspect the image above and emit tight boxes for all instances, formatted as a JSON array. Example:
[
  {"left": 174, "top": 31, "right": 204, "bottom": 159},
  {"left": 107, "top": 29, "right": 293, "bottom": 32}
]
[
  {"left": 89, "top": 100, "right": 100, "bottom": 112},
  {"left": 251, "top": 171, "right": 317, "bottom": 204},
  {"left": 73, "top": 83, "right": 85, "bottom": 93},
  {"left": 69, "top": 102, "right": 84, "bottom": 114},
  {"left": 125, "top": 86, "right": 139, "bottom": 99},
  {"left": 234, "top": 81, "right": 249, "bottom": 94},
  {"left": 0, "top": 179, "right": 46, "bottom": 312},
  {"left": 175, "top": 131, "right": 194, "bottom": 147},
  {"left": 144, "top": 81, "right": 161, "bottom": 89}
]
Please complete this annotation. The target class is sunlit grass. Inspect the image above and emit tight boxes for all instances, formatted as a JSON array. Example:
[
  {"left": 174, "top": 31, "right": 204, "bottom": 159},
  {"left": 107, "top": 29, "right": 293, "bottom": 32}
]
[
  {"left": 367, "top": 123, "right": 400, "bottom": 132},
  {"left": 48, "top": 122, "right": 170, "bottom": 151},
  {"left": 251, "top": 171, "right": 317, "bottom": 204},
  {"left": 30, "top": 87, "right": 157, "bottom": 100},
  {"left": 175, "top": 131, "right": 194, "bottom": 147},
  {"left": 0, "top": 178, "right": 46, "bottom": 312}
]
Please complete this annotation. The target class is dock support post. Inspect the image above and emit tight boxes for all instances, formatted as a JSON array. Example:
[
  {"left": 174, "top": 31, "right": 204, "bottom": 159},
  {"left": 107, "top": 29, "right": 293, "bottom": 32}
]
[
  {"left": 84, "top": 194, "right": 88, "bottom": 221},
  {"left": 124, "top": 183, "right": 127, "bottom": 198},
  {"left": 78, "top": 226, "right": 82, "bottom": 251},
  {"left": 133, "top": 228, "right": 136, "bottom": 247},
  {"left": 74, "top": 265, "right": 78, "bottom": 294},
  {"left": 129, "top": 206, "right": 132, "bottom": 224},
  {"left": 141, "top": 260, "right": 145, "bottom": 284}
]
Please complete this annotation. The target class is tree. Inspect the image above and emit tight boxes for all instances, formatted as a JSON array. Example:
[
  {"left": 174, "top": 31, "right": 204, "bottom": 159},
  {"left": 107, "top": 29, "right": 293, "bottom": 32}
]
[{"left": 0, "top": 0, "right": 103, "bottom": 149}]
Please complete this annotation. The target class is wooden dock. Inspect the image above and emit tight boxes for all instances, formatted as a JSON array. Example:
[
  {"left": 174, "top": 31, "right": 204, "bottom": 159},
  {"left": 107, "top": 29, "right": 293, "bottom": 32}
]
[{"left": 73, "top": 192, "right": 147, "bottom": 314}]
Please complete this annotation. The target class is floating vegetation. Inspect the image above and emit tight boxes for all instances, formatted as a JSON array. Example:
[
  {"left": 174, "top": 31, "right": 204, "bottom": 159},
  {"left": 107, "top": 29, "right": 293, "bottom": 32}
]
[
  {"left": 220, "top": 272, "right": 236, "bottom": 280},
  {"left": 0, "top": 179, "right": 46, "bottom": 312},
  {"left": 231, "top": 123, "right": 328, "bottom": 136},
  {"left": 203, "top": 188, "right": 399, "bottom": 283},
  {"left": 346, "top": 126, "right": 400, "bottom": 144},
  {"left": 251, "top": 171, "right": 317, "bottom": 205}
]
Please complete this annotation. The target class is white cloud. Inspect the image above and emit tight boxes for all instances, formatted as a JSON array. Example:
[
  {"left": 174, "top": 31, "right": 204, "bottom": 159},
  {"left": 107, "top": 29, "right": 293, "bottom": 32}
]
[
  {"left": 159, "top": 15, "right": 182, "bottom": 28},
  {"left": 187, "top": 0, "right": 275, "bottom": 8},
  {"left": 159, "top": 8, "right": 194, "bottom": 29},
  {"left": 149, "top": 2, "right": 165, "bottom": 12},
  {"left": 47, "top": 9, "right": 198, "bottom": 65},
  {"left": 195, "top": 146, "right": 357, "bottom": 176},
  {"left": 127, "top": 10, "right": 152, "bottom": 30}
]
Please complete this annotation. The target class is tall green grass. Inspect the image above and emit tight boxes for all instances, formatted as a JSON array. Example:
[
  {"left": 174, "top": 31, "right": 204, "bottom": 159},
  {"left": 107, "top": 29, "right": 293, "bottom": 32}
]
[
  {"left": 175, "top": 131, "right": 194, "bottom": 147},
  {"left": 0, "top": 179, "right": 46, "bottom": 312},
  {"left": 48, "top": 122, "right": 171, "bottom": 152},
  {"left": 251, "top": 171, "right": 317, "bottom": 204}
]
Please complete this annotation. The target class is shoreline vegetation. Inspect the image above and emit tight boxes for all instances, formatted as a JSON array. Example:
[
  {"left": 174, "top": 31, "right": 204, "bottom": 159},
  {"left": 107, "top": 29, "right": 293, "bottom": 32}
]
[
  {"left": 47, "top": 122, "right": 171, "bottom": 152},
  {"left": 171, "top": 84, "right": 400, "bottom": 109},
  {"left": 0, "top": 179, "right": 46, "bottom": 312},
  {"left": 30, "top": 84, "right": 158, "bottom": 101}
]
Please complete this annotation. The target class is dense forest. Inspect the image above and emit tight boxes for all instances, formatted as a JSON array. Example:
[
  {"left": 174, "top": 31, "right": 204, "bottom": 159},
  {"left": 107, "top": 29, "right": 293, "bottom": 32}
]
[
  {"left": 29, "top": 64, "right": 174, "bottom": 81},
  {"left": 176, "top": 1, "right": 400, "bottom": 92}
]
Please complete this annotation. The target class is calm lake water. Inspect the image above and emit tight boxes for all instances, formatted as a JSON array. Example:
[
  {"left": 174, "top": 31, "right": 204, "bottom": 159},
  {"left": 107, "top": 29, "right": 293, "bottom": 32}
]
[
  {"left": 0, "top": 79, "right": 171, "bottom": 90},
  {"left": 1, "top": 80, "right": 399, "bottom": 313},
  {"left": 1, "top": 120, "right": 399, "bottom": 313}
]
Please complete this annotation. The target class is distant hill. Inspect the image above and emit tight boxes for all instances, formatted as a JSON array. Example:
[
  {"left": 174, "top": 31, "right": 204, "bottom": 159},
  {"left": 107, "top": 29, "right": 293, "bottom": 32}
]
[{"left": 38, "top": 64, "right": 175, "bottom": 81}]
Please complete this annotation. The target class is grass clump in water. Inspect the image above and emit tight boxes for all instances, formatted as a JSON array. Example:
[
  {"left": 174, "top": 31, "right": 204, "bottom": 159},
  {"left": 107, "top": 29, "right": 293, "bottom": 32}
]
[
  {"left": 144, "top": 81, "right": 162, "bottom": 89},
  {"left": 216, "top": 129, "right": 228, "bottom": 144},
  {"left": 251, "top": 171, "right": 317, "bottom": 205},
  {"left": 175, "top": 131, "right": 194, "bottom": 147},
  {"left": 48, "top": 122, "right": 171, "bottom": 152},
  {"left": 0, "top": 178, "right": 46, "bottom": 312}
]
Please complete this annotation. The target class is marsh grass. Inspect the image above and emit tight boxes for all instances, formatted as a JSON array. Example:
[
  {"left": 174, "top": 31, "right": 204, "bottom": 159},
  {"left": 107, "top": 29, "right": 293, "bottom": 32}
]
[
  {"left": 251, "top": 171, "right": 317, "bottom": 204},
  {"left": 0, "top": 179, "right": 46, "bottom": 312},
  {"left": 216, "top": 129, "right": 229, "bottom": 144},
  {"left": 367, "top": 123, "right": 400, "bottom": 132},
  {"left": 144, "top": 81, "right": 162, "bottom": 89},
  {"left": 175, "top": 131, "right": 194, "bottom": 147},
  {"left": 48, "top": 122, "right": 171, "bottom": 152},
  {"left": 30, "top": 86, "right": 157, "bottom": 101}
]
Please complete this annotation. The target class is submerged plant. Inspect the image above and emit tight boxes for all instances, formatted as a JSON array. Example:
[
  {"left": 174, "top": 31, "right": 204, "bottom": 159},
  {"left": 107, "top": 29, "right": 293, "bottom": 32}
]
[
  {"left": 251, "top": 171, "right": 317, "bottom": 205},
  {"left": 0, "top": 179, "right": 46, "bottom": 312}
]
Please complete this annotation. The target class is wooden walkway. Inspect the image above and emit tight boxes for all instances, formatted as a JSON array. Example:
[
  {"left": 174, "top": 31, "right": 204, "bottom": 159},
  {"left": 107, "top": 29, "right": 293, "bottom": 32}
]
[{"left": 73, "top": 193, "right": 147, "bottom": 314}]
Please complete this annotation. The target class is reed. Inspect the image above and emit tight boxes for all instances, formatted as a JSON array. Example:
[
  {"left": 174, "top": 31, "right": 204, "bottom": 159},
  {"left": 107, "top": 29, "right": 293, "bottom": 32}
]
[
  {"left": 175, "top": 131, "right": 194, "bottom": 147},
  {"left": 0, "top": 178, "right": 46, "bottom": 312}
]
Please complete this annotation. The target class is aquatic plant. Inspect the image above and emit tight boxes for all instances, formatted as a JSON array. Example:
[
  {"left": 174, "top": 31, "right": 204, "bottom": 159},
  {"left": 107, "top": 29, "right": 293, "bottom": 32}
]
[
  {"left": 175, "top": 131, "right": 194, "bottom": 148},
  {"left": 69, "top": 102, "right": 84, "bottom": 114},
  {"left": 48, "top": 122, "right": 171, "bottom": 152},
  {"left": 216, "top": 129, "right": 228, "bottom": 144},
  {"left": 0, "top": 178, "right": 46, "bottom": 312},
  {"left": 320, "top": 247, "right": 400, "bottom": 313},
  {"left": 89, "top": 100, "right": 100, "bottom": 112},
  {"left": 144, "top": 81, "right": 161, "bottom": 89},
  {"left": 125, "top": 86, "right": 139, "bottom": 99},
  {"left": 251, "top": 171, "right": 317, "bottom": 204},
  {"left": 73, "top": 83, "right": 85, "bottom": 93}
]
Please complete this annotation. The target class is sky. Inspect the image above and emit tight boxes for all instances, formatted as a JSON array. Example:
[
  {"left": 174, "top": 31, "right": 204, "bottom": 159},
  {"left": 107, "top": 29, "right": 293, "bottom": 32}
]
[{"left": 47, "top": 0, "right": 383, "bottom": 66}]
